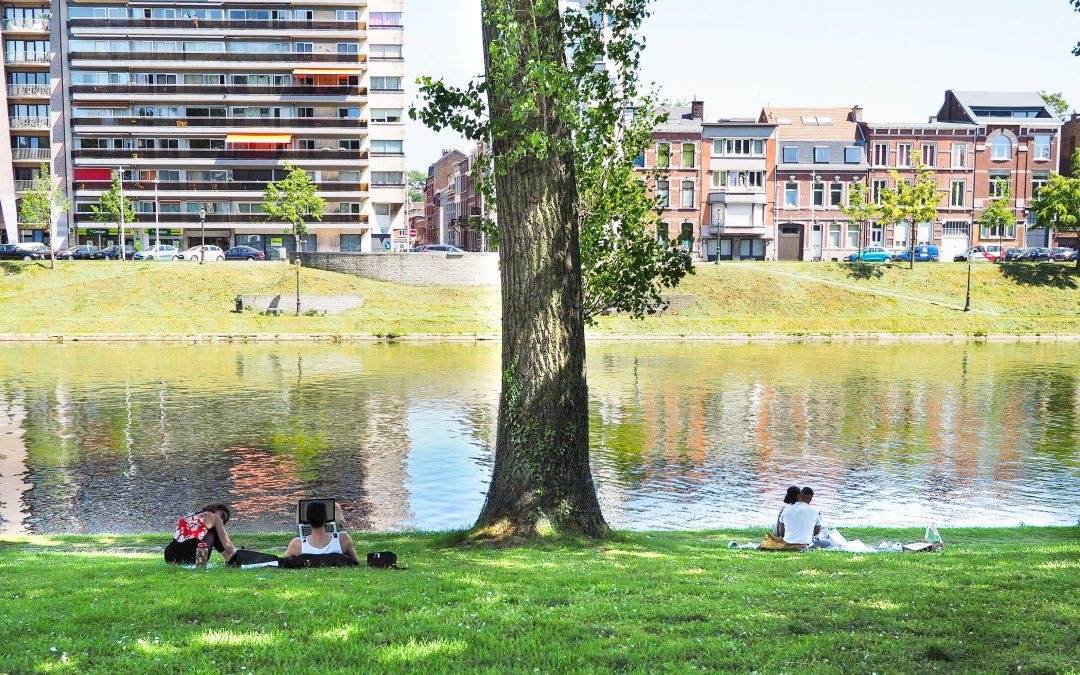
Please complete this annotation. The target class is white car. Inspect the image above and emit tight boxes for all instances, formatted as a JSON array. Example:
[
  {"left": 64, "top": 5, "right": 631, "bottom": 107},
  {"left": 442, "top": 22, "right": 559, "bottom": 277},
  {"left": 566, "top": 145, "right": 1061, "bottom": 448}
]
[
  {"left": 955, "top": 246, "right": 995, "bottom": 263},
  {"left": 133, "top": 244, "right": 179, "bottom": 261},
  {"left": 177, "top": 245, "right": 225, "bottom": 262}
]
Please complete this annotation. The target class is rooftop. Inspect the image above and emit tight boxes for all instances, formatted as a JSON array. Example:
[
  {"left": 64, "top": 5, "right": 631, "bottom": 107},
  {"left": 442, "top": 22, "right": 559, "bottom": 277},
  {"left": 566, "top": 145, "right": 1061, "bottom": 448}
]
[{"left": 758, "top": 106, "right": 863, "bottom": 142}]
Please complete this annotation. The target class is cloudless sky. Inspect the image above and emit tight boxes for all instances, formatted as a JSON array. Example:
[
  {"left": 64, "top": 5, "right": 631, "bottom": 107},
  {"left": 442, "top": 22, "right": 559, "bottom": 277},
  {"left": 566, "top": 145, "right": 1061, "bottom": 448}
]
[{"left": 405, "top": 0, "right": 1080, "bottom": 170}]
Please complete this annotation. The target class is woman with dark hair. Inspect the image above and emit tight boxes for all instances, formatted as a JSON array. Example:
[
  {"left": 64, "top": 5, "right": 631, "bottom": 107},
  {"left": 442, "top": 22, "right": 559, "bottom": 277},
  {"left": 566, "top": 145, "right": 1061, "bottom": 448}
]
[
  {"left": 164, "top": 503, "right": 237, "bottom": 564},
  {"left": 775, "top": 486, "right": 800, "bottom": 535},
  {"left": 284, "top": 501, "right": 357, "bottom": 563}
]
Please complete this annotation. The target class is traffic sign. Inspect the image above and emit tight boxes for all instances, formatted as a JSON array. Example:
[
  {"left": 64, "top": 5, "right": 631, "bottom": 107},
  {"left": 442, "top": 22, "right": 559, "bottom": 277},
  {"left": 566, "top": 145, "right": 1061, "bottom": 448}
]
[{"left": 408, "top": 229, "right": 418, "bottom": 238}]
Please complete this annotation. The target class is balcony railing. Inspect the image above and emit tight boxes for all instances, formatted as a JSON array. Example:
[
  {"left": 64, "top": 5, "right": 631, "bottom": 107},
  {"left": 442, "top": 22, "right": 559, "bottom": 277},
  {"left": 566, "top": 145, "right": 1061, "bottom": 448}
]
[
  {"left": 74, "top": 180, "right": 368, "bottom": 193},
  {"left": 7, "top": 84, "right": 51, "bottom": 98},
  {"left": 3, "top": 51, "right": 52, "bottom": 64},
  {"left": 9, "top": 116, "right": 50, "bottom": 129},
  {"left": 72, "top": 116, "right": 367, "bottom": 128},
  {"left": 69, "top": 18, "right": 364, "bottom": 31},
  {"left": 14, "top": 180, "right": 35, "bottom": 191},
  {"left": 2, "top": 18, "right": 50, "bottom": 31},
  {"left": 73, "top": 148, "right": 367, "bottom": 161},
  {"left": 71, "top": 84, "right": 365, "bottom": 97},
  {"left": 69, "top": 51, "right": 367, "bottom": 63},
  {"left": 12, "top": 148, "right": 51, "bottom": 160},
  {"left": 74, "top": 212, "right": 368, "bottom": 225}
]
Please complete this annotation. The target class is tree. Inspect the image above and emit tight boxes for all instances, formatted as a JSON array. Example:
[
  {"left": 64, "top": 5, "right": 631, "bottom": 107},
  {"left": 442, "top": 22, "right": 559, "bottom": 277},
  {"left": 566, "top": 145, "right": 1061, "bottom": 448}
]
[
  {"left": 979, "top": 184, "right": 1015, "bottom": 261},
  {"left": 1040, "top": 91, "right": 1070, "bottom": 119},
  {"left": 1031, "top": 150, "right": 1080, "bottom": 269},
  {"left": 412, "top": 0, "right": 680, "bottom": 539},
  {"left": 406, "top": 169, "right": 426, "bottom": 202},
  {"left": 880, "top": 152, "right": 939, "bottom": 269},
  {"left": 91, "top": 172, "right": 135, "bottom": 260},
  {"left": 262, "top": 163, "right": 324, "bottom": 316},
  {"left": 17, "top": 163, "right": 69, "bottom": 269},
  {"left": 837, "top": 180, "right": 881, "bottom": 258}
]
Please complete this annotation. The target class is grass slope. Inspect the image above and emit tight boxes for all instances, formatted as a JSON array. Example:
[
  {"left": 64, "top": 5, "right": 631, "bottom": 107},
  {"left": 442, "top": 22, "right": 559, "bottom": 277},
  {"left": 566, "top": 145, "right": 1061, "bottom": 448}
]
[
  {"left": 1, "top": 260, "right": 1078, "bottom": 337},
  {"left": 1, "top": 528, "right": 1077, "bottom": 673}
]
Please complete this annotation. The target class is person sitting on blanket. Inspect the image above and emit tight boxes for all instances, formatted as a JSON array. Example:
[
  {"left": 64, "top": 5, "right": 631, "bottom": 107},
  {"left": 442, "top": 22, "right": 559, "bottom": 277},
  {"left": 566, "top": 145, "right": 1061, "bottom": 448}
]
[
  {"left": 164, "top": 502, "right": 237, "bottom": 564},
  {"left": 777, "top": 487, "right": 822, "bottom": 547},
  {"left": 283, "top": 501, "right": 358, "bottom": 563},
  {"left": 775, "top": 485, "right": 800, "bottom": 535}
]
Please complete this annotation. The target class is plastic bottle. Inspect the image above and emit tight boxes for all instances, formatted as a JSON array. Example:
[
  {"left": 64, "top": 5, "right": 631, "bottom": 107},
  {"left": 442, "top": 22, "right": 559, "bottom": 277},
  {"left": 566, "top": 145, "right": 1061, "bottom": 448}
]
[{"left": 195, "top": 541, "right": 210, "bottom": 566}]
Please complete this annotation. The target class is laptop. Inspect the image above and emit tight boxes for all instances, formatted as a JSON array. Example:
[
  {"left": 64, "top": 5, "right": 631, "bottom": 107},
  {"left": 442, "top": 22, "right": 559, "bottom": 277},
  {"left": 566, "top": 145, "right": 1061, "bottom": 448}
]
[{"left": 297, "top": 498, "right": 339, "bottom": 538}]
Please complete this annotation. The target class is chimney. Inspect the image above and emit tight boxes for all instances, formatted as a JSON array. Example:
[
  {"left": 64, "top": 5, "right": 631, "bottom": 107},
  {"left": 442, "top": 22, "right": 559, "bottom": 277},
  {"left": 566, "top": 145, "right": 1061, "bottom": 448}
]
[
  {"left": 852, "top": 105, "right": 864, "bottom": 122},
  {"left": 691, "top": 100, "right": 704, "bottom": 121},
  {"left": 928, "top": 115, "right": 938, "bottom": 124}
]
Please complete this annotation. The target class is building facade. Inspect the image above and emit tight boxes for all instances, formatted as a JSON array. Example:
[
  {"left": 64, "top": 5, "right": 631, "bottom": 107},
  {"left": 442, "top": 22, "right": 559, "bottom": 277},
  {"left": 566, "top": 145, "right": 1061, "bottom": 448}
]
[
  {"left": 639, "top": 102, "right": 704, "bottom": 256},
  {"left": 1, "top": 0, "right": 404, "bottom": 252}
]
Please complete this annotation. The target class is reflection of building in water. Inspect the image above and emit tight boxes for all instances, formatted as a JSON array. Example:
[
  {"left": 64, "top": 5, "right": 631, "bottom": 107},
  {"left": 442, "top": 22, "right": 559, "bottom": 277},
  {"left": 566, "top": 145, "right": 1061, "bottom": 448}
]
[
  {"left": 356, "top": 391, "right": 413, "bottom": 531},
  {"left": 0, "top": 395, "right": 31, "bottom": 535}
]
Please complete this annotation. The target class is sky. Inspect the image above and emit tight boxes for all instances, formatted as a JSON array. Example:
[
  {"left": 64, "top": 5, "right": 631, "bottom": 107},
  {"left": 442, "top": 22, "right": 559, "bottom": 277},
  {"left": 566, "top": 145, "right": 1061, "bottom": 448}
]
[{"left": 404, "top": 0, "right": 1080, "bottom": 171}]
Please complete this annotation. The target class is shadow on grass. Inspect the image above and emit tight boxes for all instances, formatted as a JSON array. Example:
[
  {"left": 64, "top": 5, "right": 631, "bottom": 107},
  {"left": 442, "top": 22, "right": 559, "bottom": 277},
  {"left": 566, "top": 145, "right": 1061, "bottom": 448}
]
[
  {"left": 842, "top": 262, "right": 885, "bottom": 280},
  {"left": 997, "top": 262, "right": 1077, "bottom": 289},
  {"left": 0, "top": 260, "right": 27, "bottom": 275}
]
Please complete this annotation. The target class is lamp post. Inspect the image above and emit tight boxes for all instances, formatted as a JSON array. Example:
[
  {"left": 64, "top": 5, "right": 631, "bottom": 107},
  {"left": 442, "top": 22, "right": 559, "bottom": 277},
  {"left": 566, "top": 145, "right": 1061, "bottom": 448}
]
[
  {"left": 116, "top": 166, "right": 126, "bottom": 261},
  {"left": 199, "top": 207, "right": 206, "bottom": 265},
  {"left": 963, "top": 248, "right": 973, "bottom": 312}
]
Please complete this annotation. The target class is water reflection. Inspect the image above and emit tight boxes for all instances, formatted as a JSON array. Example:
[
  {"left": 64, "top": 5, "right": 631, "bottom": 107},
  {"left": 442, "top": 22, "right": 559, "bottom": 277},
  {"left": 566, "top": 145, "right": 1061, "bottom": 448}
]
[{"left": 0, "top": 341, "right": 1077, "bottom": 534}]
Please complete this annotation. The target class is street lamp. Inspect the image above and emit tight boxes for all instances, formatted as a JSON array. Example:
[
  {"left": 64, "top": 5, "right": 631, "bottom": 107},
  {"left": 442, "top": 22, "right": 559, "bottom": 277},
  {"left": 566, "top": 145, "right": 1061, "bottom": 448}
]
[
  {"left": 963, "top": 248, "right": 973, "bottom": 312},
  {"left": 198, "top": 207, "right": 207, "bottom": 265}
]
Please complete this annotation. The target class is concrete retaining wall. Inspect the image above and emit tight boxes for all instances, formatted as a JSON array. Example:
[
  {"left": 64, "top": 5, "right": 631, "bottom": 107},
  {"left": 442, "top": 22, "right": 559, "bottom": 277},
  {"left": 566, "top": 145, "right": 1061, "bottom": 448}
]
[{"left": 299, "top": 252, "right": 500, "bottom": 287}]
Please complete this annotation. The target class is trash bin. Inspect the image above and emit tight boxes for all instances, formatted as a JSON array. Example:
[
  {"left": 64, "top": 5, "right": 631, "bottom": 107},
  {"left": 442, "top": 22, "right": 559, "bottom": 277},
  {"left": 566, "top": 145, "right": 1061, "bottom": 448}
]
[{"left": 235, "top": 296, "right": 244, "bottom": 313}]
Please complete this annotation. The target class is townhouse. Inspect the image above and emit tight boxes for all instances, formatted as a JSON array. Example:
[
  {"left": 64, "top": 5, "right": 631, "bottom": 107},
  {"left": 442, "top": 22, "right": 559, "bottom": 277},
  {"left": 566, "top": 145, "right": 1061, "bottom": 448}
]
[{"left": 639, "top": 101, "right": 705, "bottom": 254}]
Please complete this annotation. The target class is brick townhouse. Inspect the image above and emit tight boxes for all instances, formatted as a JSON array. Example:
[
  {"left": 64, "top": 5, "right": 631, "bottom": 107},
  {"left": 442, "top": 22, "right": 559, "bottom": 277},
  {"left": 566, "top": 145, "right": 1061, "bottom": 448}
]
[
  {"left": 1063, "top": 113, "right": 1080, "bottom": 178},
  {"left": 422, "top": 148, "right": 465, "bottom": 246},
  {"left": 638, "top": 102, "right": 705, "bottom": 256}
]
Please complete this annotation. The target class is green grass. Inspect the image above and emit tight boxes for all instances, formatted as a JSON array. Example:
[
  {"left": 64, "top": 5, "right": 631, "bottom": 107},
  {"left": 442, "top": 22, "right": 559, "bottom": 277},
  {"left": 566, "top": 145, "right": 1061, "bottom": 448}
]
[
  {"left": 1, "top": 260, "right": 1078, "bottom": 337},
  {"left": 1, "top": 528, "right": 1077, "bottom": 673}
]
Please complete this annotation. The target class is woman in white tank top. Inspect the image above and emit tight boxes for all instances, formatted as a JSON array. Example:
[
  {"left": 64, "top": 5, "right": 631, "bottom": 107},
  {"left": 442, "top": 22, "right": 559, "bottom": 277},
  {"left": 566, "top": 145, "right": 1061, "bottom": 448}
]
[{"left": 284, "top": 501, "right": 358, "bottom": 563}]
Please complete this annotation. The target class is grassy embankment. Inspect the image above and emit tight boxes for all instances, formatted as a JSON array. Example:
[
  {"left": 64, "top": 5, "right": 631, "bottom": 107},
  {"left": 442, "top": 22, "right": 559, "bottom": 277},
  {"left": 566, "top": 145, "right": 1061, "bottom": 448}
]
[
  {"left": 0, "top": 528, "right": 1076, "bottom": 673},
  {"left": 1, "top": 260, "right": 1078, "bottom": 337}
]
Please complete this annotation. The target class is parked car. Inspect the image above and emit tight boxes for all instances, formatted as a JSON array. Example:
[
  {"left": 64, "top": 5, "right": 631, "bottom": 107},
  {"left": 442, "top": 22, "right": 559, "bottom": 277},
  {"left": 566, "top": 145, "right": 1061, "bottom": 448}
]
[
  {"left": 57, "top": 245, "right": 101, "bottom": 260},
  {"left": 177, "top": 245, "right": 225, "bottom": 262},
  {"left": 133, "top": 244, "right": 179, "bottom": 261},
  {"left": 417, "top": 244, "right": 464, "bottom": 253},
  {"left": 953, "top": 246, "right": 995, "bottom": 263},
  {"left": 1018, "top": 247, "right": 1055, "bottom": 262},
  {"left": 0, "top": 243, "right": 49, "bottom": 260},
  {"left": 844, "top": 247, "right": 893, "bottom": 262},
  {"left": 1059, "top": 249, "right": 1078, "bottom": 262},
  {"left": 893, "top": 245, "right": 939, "bottom": 262},
  {"left": 1051, "top": 247, "right": 1076, "bottom": 261},
  {"left": 224, "top": 245, "right": 266, "bottom": 261},
  {"left": 982, "top": 244, "right": 1004, "bottom": 260},
  {"left": 998, "top": 247, "right": 1025, "bottom": 262},
  {"left": 100, "top": 245, "right": 138, "bottom": 260}
]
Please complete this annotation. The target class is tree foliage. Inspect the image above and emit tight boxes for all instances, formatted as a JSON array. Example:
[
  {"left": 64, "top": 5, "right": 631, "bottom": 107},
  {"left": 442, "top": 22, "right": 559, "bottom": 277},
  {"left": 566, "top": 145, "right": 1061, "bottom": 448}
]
[
  {"left": 1040, "top": 91, "right": 1070, "bottom": 118},
  {"left": 837, "top": 180, "right": 881, "bottom": 256},
  {"left": 979, "top": 183, "right": 1015, "bottom": 249},
  {"left": 18, "top": 163, "right": 69, "bottom": 268},
  {"left": 1031, "top": 150, "right": 1080, "bottom": 268},
  {"left": 262, "top": 163, "right": 325, "bottom": 243},
  {"left": 406, "top": 169, "right": 426, "bottom": 202},
  {"left": 880, "top": 152, "right": 939, "bottom": 268},
  {"left": 412, "top": 0, "right": 691, "bottom": 322},
  {"left": 1073, "top": 0, "right": 1080, "bottom": 56},
  {"left": 90, "top": 172, "right": 134, "bottom": 228}
]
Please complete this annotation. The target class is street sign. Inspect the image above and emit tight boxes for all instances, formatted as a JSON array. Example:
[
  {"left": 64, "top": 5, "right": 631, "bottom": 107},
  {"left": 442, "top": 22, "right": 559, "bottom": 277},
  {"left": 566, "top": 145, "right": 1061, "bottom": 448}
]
[{"left": 408, "top": 228, "right": 418, "bottom": 238}]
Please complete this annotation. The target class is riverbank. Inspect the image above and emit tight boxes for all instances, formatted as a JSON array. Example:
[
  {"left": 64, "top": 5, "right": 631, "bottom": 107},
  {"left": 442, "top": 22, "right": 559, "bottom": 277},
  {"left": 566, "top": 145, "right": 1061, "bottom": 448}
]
[
  {"left": 1, "top": 261, "right": 1077, "bottom": 339},
  {"left": 1, "top": 527, "right": 1076, "bottom": 673}
]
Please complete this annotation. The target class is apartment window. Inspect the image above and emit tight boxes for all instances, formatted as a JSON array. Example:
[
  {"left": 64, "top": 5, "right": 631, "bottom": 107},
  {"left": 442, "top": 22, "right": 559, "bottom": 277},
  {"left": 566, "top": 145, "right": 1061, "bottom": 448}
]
[
  {"left": 990, "top": 134, "right": 1012, "bottom": 160},
  {"left": 871, "top": 178, "right": 888, "bottom": 205},
  {"left": 370, "top": 76, "right": 402, "bottom": 91},
  {"left": 371, "top": 171, "right": 404, "bottom": 185},
  {"left": 680, "top": 180, "right": 694, "bottom": 208},
  {"left": 921, "top": 143, "right": 937, "bottom": 168},
  {"left": 336, "top": 43, "right": 359, "bottom": 54},
  {"left": 814, "top": 147, "right": 829, "bottom": 163},
  {"left": 334, "top": 138, "right": 360, "bottom": 151},
  {"left": 784, "top": 182, "right": 798, "bottom": 207},
  {"left": 951, "top": 143, "right": 968, "bottom": 168},
  {"left": 297, "top": 139, "right": 315, "bottom": 150},
  {"left": 633, "top": 153, "right": 645, "bottom": 168},
  {"left": 370, "top": 139, "right": 403, "bottom": 154},
  {"left": 812, "top": 181, "right": 825, "bottom": 207},
  {"left": 989, "top": 171, "right": 1011, "bottom": 199},
  {"left": 844, "top": 146, "right": 862, "bottom": 164},
  {"left": 1034, "top": 135, "right": 1051, "bottom": 161},
  {"left": 828, "top": 223, "right": 842, "bottom": 247},
  {"left": 753, "top": 139, "right": 765, "bottom": 156},
  {"left": 656, "top": 180, "right": 669, "bottom": 207},
  {"left": 656, "top": 143, "right": 670, "bottom": 168},
  {"left": 369, "top": 12, "right": 403, "bottom": 27},
  {"left": 893, "top": 222, "right": 909, "bottom": 248},
  {"left": 336, "top": 10, "right": 359, "bottom": 21},
  {"left": 782, "top": 146, "right": 799, "bottom": 163},
  {"left": 681, "top": 143, "right": 695, "bottom": 168},
  {"left": 943, "top": 221, "right": 969, "bottom": 237},
  {"left": 829, "top": 182, "right": 844, "bottom": 207},
  {"left": 846, "top": 224, "right": 860, "bottom": 248},
  {"left": 656, "top": 222, "right": 669, "bottom": 241},
  {"left": 1032, "top": 171, "right": 1050, "bottom": 197},
  {"left": 872, "top": 143, "right": 889, "bottom": 167},
  {"left": 949, "top": 180, "right": 966, "bottom": 207},
  {"left": 370, "top": 44, "right": 403, "bottom": 59},
  {"left": 339, "top": 234, "right": 362, "bottom": 252},
  {"left": 370, "top": 108, "right": 402, "bottom": 122},
  {"left": 897, "top": 143, "right": 912, "bottom": 168},
  {"left": 981, "top": 223, "right": 1015, "bottom": 239},
  {"left": 294, "top": 42, "right": 313, "bottom": 53}
]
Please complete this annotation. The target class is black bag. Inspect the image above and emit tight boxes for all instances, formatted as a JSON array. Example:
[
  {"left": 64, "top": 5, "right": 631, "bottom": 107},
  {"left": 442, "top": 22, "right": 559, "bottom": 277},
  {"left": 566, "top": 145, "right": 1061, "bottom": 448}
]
[
  {"left": 366, "top": 551, "right": 400, "bottom": 569},
  {"left": 226, "top": 549, "right": 281, "bottom": 567},
  {"left": 280, "top": 553, "right": 359, "bottom": 569}
]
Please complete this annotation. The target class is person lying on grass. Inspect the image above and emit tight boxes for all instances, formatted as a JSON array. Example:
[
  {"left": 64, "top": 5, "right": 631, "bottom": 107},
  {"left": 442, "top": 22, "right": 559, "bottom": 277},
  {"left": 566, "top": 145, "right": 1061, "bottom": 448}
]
[
  {"left": 777, "top": 487, "right": 822, "bottom": 548},
  {"left": 283, "top": 501, "right": 358, "bottom": 563},
  {"left": 164, "top": 502, "right": 237, "bottom": 564}
]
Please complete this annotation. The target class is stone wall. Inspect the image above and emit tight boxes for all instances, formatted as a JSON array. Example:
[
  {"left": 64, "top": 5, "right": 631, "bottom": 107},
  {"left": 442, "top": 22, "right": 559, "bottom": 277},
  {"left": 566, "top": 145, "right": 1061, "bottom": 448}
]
[{"left": 299, "top": 252, "right": 500, "bottom": 287}]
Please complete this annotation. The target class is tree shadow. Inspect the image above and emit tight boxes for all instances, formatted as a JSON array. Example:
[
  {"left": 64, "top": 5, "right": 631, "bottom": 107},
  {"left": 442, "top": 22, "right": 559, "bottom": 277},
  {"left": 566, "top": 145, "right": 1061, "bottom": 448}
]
[
  {"left": 0, "top": 261, "right": 26, "bottom": 275},
  {"left": 997, "top": 262, "right": 1078, "bottom": 289},
  {"left": 842, "top": 262, "right": 885, "bottom": 281}
]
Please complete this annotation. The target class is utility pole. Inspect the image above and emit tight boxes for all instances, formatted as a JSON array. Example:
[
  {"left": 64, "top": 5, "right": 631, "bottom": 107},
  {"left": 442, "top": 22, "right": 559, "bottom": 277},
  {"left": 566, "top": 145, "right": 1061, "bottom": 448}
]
[
  {"left": 117, "top": 167, "right": 126, "bottom": 261},
  {"left": 199, "top": 208, "right": 206, "bottom": 264},
  {"left": 154, "top": 181, "right": 160, "bottom": 249}
]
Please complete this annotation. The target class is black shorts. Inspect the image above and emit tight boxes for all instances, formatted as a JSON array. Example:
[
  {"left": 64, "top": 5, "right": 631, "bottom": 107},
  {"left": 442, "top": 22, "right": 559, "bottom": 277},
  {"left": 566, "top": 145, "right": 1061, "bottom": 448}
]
[{"left": 163, "top": 532, "right": 224, "bottom": 564}]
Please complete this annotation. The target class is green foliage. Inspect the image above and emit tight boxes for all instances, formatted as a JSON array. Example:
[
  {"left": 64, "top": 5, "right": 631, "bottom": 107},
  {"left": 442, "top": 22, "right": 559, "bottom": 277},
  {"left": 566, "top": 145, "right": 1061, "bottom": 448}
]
[
  {"left": 406, "top": 169, "right": 426, "bottom": 202},
  {"left": 1030, "top": 150, "right": 1080, "bottom": 266},
  {"left": 1039, "top": 90, "right": 1070, "bottom": 118},
  {"left": 1073, "top": 0, "right": 1080, "bottom": 56},
  {"left": 412, "top": 0, "right": 691, "bottom": 321},
  {"left": 262, "top": 163, "right": 325, "bottom": 241},
  {"left": 90, "top": 172, "right": 134, "bottom": 227},
  {"left": 880, "top": 152, "right": 939, "bottom": 266},
  {"left": 17, "top": 163, "right": 69, "bottom": 230},
  {"left": 837, "top": 180, "right": 881, "bottom": 253},
  {"left": 979, "top": 183, "right": 1015, "bottom": 237}
]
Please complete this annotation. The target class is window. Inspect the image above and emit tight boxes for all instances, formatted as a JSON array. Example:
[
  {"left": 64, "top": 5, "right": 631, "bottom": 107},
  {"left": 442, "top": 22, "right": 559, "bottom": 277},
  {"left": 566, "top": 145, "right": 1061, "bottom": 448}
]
[
  {"left": 1032, "top": 171, "right": 1050, "bottom": 197},
  {"left": 370, "top": 108, "right": 402, "bottom": 123},
  {"left": 873, "top": 142, "right": 889, "bottom": 167},
  {"left": 814, "top": 147, "right": 829, "bottom": 163},
  {"left": 897, "top": 143, "right": 912, "bottom": 168},
  {"left": 949, "top": 180, "right": 966, "bottom": 207},
  {"left": 633, "top": 153, "right": 644, "bottom": 168},
  {"left": 782, "top": 146, "right": 799, "bottom": 163},
  {"left": 812, "top": 182, "right": 825, "bottom": 207},
  {"left": 711, "top": 170, "right": 764, "bottom": 189},
  {"left": 370, "top": 76, "right": 402, "bottom": 91},
  {"left": 681, "top": 143, "right": 695, "bottom": 168},
  {"left": 981, "top": 223, "right": 1015, "bottom": 239},
  {"left": 293, "top": 42, "right": 313, "bottom": 53},
  {"left": 656, "top": 180, "right": 669, "bottom": 207},
  {"left": 844, "top": 146, "right": 862, "bottom": 164},
  {"left": 989, "top": 171, "right": 1011, "bottom": 199},
  {"left": 990, "top": 134, "right": 1012, "bottom": 160},
  {"left": 369, "top": 12, "right": 403, "bottom": 27},
  {"left": 943, "top": 221, "right": 969, "bottom": 236},
  {"left": 951, "top": 143, "right": 968, "bottom": 168},
  {"left": 828, "top": 223, "right": 842, "bottom": 247},
  {"left": 337, "top": 202, "right": 362, "bottom": 214},
  {"left": 893, "top": 222, "right": 909, "bottom": 248},
  {"left": 336, "top": 42, "right": 359, "bottom": 54},
  {"left": 371, "top": 171, "right": 403, "bottom": 185},
  {"left": 829, "top": 182, "right": 844, "bottom": 207},
  {"left": 753, "top": 139, "right": 765, "bottom": 156},
  {"left": 1034, "top": 135, "right": 1051, "bottom": 161},
  {"left": 656, "top": 143, "right": 670, "bottom": 168},
  {"left": 370, "top": 139, "right": 403, "bottom": 154},
  {"left": 917, "top": 222, "right": 933, "bottom": 245},
  {"left": 680, "top": 180, "right": 694, "bottom": 207},
  {"left": 656, "top": 222, "right": 669, "bottom": 241},
  {"left": 871, "top": 178, "right": 888, "bottom": 205},
  {"left": 369, "top": 43, "right": 402, "bottom": 59},
  {"left": 339, "top": 234, "right": 361, "bottom": 252},
  {"left": 373, "top": 203, "right": 392, "bottom": 216},
  {"left": 846, "top": 224, "right": 860, "bottom": 248},
  {"left": 920, "top": 143, "right": 936, "bottom": 168},
  {"left": 784, "top": 182, "right": 798, "bottom": 207}
]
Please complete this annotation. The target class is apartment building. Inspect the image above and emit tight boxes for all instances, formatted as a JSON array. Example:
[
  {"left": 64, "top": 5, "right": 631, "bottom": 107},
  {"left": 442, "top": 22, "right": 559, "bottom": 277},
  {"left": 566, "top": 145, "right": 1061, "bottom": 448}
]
[
  {"left": 422, "top": 148, "right": 464, "bottom": 247},
  {"left": 761, "top": 106, "right": 869, "bottom": 261},
  {"left": 639, "top": 102, "right": 704, "bottom": 255},
  {"left": 700, "top": 119, "right": 776, "bottom": 261},
  {"left": 1, "top": 0, "right": 404, "bottom": 252},
  {"left": 1063, "top": 112, "right": 1080, "bottom": 177}
]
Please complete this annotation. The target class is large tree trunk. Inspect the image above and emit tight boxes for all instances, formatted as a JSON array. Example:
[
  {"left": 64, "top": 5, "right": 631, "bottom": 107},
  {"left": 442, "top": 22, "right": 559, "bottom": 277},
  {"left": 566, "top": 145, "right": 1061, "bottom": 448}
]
[{"left": 473, "top": 0, "right": 608, "bottom": 539}]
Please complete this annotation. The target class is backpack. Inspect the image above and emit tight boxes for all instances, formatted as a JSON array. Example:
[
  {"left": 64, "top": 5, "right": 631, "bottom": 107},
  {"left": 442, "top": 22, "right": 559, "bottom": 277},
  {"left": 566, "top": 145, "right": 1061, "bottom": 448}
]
[{"left": 366, "top": 551, "right": 401, "bottom": 569}]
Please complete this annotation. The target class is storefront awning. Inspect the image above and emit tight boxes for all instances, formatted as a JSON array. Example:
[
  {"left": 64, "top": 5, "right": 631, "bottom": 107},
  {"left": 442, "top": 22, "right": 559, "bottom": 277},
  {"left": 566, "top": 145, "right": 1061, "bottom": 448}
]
[
  {"left": 292, "top": 67, "right": 364, "bottom": 75},
  {"left": 225, "top": 134, "right": 292, "bottom": 144}
]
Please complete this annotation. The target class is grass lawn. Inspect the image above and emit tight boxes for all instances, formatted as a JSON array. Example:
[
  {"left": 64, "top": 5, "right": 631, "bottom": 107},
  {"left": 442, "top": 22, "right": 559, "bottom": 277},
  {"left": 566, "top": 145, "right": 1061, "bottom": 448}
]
[
  {"left": 1, "top": 527, "right": 1077, "bottom": 673},
  {"left": 1, "top": 259, "right": 1078, "bottom": 337}
]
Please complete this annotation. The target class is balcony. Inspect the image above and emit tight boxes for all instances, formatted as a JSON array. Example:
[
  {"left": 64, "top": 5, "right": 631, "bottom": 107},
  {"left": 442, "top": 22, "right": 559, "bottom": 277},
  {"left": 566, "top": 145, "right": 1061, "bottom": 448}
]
[
  {"left": 4, "top": 51, "right": 52, "bottom": 65},
  {"left": 14, "top": 180, "right": 35, "bottom": 191},
  {"left": 73, "top": 180, "right": 368, "bottom": 193},
  {"left": 72, "top": 117, "right": 367, "bottom": 129},
  {"left": 72, "top": 148, "right": 367, "bottom": 161},
  {"left": 7, "top": 84, "right": 51, "bottom": 98},
  {"left": 75, "top": 212, "right": 369, "bottom": 225},
  {"left": 69, "top": 51, "right": 367, "bottom": 63},
  {"left": 2, "top": 18, "right": 50, "bottom": 32},
  {"left": 69, "top": 18, "right": 364, "bottom": 32},
  {"left": 9, "top": 116, "right": 50, "bottom": 129},
  {"left": 12, "top": 148, "right": 51, "bottom": 161},
  {"left": 70, "top": 84, "right": 365, "bottom": 97}
]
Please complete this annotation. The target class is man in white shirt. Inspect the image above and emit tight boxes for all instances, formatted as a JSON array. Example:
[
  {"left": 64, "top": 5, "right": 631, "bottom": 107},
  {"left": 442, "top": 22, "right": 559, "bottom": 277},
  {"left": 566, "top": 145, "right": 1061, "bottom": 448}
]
[{"left": 778, "top": 487, "right": 822, "bottom": 546}]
